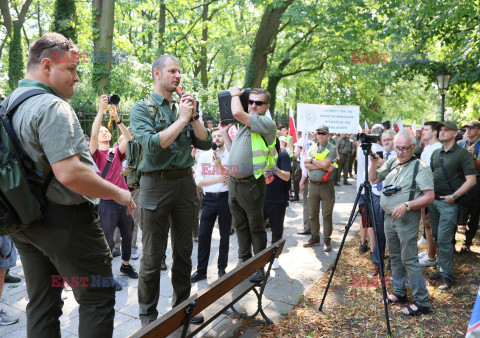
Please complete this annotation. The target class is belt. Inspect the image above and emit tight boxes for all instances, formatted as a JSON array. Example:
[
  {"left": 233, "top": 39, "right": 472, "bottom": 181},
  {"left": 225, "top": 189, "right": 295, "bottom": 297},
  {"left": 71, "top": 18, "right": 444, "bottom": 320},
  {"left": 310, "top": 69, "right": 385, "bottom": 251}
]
[
  {"left": 43, "top": 202, "right": 96, "bottom": 226},
  {"left": 230, "top": 175, "right": 256, "bottom": 182},
  {"left": 310, "top": 180, "right": 327, "bottom": 186},
  {"left": 144, "top": 168, "right": 192, "bottom": 179},
  {"left": 204, "top": 191, "right": 229, "bottom": 198}
]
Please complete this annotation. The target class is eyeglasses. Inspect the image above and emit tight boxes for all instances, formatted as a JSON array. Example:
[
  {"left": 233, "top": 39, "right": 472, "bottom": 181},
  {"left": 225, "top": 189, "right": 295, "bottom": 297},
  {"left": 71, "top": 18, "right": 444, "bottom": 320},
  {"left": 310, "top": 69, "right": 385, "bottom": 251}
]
[
  {"left": 248, "top": 100, "right": 267, "bottom": 106},
  {"left": 395, "top": 145, "right": 414, "bottom": 152},
  {"left": 317, "top": 131, "right": 328, "bottom": 136},
  {"left": 37, "top": 38, "right": 72, "bottom": 58}
]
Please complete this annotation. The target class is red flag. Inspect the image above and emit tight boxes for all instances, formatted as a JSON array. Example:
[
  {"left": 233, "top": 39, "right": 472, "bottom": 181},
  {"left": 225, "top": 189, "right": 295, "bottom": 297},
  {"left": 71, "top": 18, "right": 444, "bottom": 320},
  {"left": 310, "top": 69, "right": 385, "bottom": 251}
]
[
  {"left": 409, "top": 121, "right": 416, "bottom": 136},
  {"left": 394, "top": 117, "right": 404, "bottom": 132},
  {"left": 289, "top": 106, "right": 298, "bottom": 143}
]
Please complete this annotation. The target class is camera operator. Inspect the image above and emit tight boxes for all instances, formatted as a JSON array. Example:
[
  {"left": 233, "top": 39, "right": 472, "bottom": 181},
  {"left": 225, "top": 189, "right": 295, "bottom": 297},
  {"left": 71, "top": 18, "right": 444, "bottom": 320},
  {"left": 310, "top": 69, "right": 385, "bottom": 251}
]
[
  {"left": 428, "top": 121, "right": 476, "bottom": 290},
  {"left": 459, "top": 120, "right": 480, "bottom": 253},
  {"left": 369, "top": 131, "right": 434, "bottom": 316},
  {"left": 90, "top": 95, "right": 138, "bottom": 288}
]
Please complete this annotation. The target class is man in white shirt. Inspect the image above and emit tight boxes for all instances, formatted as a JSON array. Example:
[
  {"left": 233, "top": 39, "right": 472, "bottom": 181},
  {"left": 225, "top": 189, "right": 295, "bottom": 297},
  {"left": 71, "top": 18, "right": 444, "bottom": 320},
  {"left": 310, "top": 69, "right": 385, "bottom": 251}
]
[
  {"left": 191, "top": 128, "right": 232, "bottom": 282},
  {"left": 418, "top": 121, "right": 443, "bottom": 266},
  {"left": 297, "top": 133, "right": 314, "bottom": 235}
]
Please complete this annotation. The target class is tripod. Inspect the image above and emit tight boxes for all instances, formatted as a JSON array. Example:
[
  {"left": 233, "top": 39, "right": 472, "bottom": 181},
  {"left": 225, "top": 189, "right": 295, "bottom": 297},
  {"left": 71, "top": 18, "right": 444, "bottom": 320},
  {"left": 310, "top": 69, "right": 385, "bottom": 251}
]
[{"left": 318, "top": 140, "right": 391, "bottom": 335}]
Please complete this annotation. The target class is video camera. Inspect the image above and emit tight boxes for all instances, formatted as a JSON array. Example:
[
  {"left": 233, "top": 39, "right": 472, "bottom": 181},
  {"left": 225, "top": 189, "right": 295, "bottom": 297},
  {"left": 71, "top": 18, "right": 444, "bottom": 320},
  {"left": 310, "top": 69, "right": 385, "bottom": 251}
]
[
  {"left": 456, "top": 127, "right": 466, "bottom": 141},
  {"left": 383, "top": 185, "right": 402, "bottom": 196},
  {"left": 218, "top": 88, "right": 251, "bottom": 124},
  {"left": 357, "top": 133, "right": 380, "bottom": 144}
]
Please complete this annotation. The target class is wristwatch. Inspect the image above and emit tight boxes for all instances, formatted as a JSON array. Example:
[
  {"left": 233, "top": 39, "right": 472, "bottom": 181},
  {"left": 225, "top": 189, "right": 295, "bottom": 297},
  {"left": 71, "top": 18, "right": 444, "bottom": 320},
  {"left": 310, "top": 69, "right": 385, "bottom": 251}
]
[
  {"left": 190, "top": 113, "right": 200, "bottom": 122},
  {"left": 452, "top": 193, "right": 459, "bottom": 200},
  {"left": 116, "top": 119, "right": 122, "bottom": 125},
  {"left": 404, "top": 202, "right": 411, "bottom": 211}
]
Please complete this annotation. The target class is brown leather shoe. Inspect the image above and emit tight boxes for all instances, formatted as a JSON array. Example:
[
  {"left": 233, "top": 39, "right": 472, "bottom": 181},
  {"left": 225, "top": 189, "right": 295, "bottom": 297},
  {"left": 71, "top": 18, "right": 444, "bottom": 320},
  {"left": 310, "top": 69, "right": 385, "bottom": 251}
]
[
  {"left": 303, "top": 237, "right": 320, "bottom": 247},
  {"left": 323, "top": 239, "right": 332, "bottom": 252}
]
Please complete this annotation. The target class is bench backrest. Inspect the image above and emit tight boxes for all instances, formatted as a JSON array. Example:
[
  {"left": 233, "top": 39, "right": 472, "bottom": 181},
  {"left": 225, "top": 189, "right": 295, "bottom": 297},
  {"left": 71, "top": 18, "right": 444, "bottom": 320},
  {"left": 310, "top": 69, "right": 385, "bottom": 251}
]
[{"left": 132, "top": 239, "right": 286, "bottom": 338}]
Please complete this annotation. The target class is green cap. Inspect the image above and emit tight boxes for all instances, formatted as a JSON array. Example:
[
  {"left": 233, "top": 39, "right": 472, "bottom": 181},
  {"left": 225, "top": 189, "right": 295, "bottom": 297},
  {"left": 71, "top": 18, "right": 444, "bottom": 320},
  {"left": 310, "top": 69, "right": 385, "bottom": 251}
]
[
  {"left": 438, "top": 121, "right": 458, "bottom": 132},
  {"left": 316, "top": 125, "right": 329, "bottom": 133}
]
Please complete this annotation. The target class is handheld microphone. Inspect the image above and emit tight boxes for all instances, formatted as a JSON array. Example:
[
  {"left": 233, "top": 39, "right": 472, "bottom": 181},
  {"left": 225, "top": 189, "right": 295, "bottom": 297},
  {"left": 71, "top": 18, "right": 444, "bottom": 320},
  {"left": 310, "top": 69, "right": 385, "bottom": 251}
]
[{"left": 176, "top": 86, "right": 184, "bottom": 98}]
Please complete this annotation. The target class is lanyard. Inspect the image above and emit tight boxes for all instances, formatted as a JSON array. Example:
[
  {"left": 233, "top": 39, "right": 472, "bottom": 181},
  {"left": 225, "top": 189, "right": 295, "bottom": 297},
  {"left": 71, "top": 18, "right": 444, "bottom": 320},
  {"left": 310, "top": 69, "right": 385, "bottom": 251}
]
[{"left": 18, "top": 83, "right": 47, "bottom": 90}]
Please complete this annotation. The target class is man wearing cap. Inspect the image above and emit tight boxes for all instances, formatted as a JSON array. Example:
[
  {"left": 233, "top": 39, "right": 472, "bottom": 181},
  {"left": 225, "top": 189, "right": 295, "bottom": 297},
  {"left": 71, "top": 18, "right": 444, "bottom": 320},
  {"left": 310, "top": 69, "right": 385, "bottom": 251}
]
[
  {"left": 335, "top": 133, "right": 354, "bottom": 186},
  {"left": 458, "top": 120, "right": 480, "bottom": 253},
  {"left": 304, "top": 125, "right": 337, "bottom": 251},
  {"left": 428, "top": 121, "right": 476, "bottom": 290}
]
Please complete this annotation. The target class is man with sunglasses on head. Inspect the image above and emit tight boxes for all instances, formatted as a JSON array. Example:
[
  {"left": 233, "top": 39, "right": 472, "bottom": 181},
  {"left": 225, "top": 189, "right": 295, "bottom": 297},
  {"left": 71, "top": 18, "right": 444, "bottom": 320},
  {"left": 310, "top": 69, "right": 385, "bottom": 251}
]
[
  {"left": 369, "top": 131, "right": 434, "bottom": 316},
  {"left": 223, "top": 87, "right": 277, "bottom": 283},
  {"left": 304, "top": 125, "right": 337, "bottom": 251},
  {"left": 6, "top": 33, "right": 135, "bottom": 337}
]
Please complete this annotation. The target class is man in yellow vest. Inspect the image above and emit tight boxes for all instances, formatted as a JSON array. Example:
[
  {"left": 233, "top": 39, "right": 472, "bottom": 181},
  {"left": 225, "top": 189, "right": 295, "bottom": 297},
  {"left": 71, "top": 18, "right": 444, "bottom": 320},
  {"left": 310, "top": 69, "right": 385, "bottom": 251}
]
[{"left": 222, "top": 87, "right": 277, "bottom": 283}]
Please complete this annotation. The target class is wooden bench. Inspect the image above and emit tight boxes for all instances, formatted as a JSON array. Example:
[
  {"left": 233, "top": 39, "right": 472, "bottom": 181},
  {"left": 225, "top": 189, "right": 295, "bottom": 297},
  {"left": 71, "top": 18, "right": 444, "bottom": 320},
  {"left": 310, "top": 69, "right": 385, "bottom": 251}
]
[{"left": 132, "top": 239, "right": 286, "bottom": 338}]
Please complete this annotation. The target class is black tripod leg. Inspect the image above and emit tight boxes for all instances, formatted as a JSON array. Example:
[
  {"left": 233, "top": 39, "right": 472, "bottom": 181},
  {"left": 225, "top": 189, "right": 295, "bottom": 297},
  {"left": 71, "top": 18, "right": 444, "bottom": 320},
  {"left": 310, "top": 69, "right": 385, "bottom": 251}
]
[
  {"left": 364, "top": 186, "right": 391, "bottom": 335},
  {"left": 319, "top": 183, "right": 364, "bottom": 312}
]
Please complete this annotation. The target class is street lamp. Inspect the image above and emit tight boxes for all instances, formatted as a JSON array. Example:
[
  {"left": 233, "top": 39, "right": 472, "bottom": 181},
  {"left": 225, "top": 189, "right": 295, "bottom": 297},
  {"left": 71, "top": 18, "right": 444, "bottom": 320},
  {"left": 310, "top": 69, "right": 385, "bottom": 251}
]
[{"left": 436, "top": 67, "right": 451, "bottom": 122}]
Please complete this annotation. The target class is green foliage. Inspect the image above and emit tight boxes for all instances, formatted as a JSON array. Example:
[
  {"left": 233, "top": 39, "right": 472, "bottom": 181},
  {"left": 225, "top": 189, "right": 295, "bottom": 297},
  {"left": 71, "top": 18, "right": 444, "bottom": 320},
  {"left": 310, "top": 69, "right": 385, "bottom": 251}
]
[
  {"left": 8, "top": 23, "right": 24, "bottom": 90},
  {"left": 52, "top": 0, "right": 77, "bottom": 42}
]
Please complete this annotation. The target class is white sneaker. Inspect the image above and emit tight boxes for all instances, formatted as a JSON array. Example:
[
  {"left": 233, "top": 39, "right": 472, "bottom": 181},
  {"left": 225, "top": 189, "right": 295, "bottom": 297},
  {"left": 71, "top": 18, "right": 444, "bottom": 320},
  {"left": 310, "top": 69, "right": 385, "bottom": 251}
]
[
  {"left": 131, "top": 249, "right": 139, "bottom": 260},
  {"left": 0, "top": 309, "right": 19, "bottom": 326},
  {"left": 419, "top": 256, "right": 437, "bottom": 267},
  {"left": 417, "top": 236, "right": 426, "bottom": 247},
  {"left": 418, "top": 250, "right": 428, "bottom": 259},
  {"left": 272, "top": 258, "right": 280, "bottom": 270}
]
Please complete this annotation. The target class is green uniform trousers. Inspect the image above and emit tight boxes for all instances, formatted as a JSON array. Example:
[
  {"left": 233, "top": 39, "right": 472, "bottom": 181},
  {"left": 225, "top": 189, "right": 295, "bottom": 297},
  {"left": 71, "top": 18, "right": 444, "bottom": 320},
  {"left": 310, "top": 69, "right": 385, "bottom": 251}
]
[
  {"left": 228, "top": 175, "right": 267, "bottom": 261},
  {"left": 429, "top": 199, "right": 458, "bottom": 281},
  {"left": 384, "top": 211, "right": 430, "bottom": 307},
  {"left": 10, "top": 207, "right": 115, "bottom": 338},
  {"left": 308, "top": 180, "right": 335, "bottom": 241},
  {"left": 138, "top": 173, "right": 198, "bottom": 321},
  {"left": 336, "top": 153, "right": 350, "bottom": 183}
]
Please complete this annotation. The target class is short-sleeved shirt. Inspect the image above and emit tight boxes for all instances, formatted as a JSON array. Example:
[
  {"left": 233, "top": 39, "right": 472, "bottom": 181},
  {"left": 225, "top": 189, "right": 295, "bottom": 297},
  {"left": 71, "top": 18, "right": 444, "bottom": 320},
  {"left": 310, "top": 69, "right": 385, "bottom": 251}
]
[
  {"left": 9, "top": 79, "right": 94, "bottom": 205},
  {"left": 421, "top": 142, "right": 442, "bottom": 165},
  {"left": 129, "top": 92, "right": 212, "bottom": 172},
  {"left": 336, "top": 137, "right": 353, "bottom": 155},
  {"left": 430, "top": 142, "right": 476, "bottom": 195},
  {"left": 228, "top": 114, "right": 277, "bottom": 178},
  {"left": 376, "top": 157, "right": 434, "bottom": 214},
  {"left": 265, "top": 150, "right": 292, "bottom": 203},
  {"left": 93, "top": 146, "right": 129, "bottom": 197},
  {"left": 306, "top": 141, "right": 337, "bottom": 182}
]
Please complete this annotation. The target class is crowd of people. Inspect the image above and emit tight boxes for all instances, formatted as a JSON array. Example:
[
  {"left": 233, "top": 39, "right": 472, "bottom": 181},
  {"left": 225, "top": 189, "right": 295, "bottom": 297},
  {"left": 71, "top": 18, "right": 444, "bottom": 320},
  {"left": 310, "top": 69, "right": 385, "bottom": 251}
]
[{"left": 0, "top": 32, "right": 479, "bottom": 335}]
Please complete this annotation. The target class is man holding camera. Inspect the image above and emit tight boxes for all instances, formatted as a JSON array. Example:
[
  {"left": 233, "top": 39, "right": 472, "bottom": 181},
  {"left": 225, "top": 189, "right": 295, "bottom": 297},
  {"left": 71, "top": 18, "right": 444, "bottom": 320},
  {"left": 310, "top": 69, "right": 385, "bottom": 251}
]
[
  {"left": 304, "top": 125, "right": 337, "bottom": 252},
  {"left": 428, "top": 121, "right": 476, "bottom": 290},
  {"left": 369, "top": 131, "right": 434, "bottom": 316},
  {"left": 224, "top": 87, "right": 277, "bottom": 283},
  {"left": 130, "top": 54, "right": 212, "bottom": 326}
]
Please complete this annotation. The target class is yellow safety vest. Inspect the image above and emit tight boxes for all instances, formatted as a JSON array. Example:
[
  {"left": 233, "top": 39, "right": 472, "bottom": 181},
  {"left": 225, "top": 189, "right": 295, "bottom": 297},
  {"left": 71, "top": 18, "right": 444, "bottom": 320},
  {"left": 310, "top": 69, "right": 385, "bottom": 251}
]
[
  {"left": 252, "top": 133, "right": 278, "bottom": 179},
  {"left": 314, "top": 147, "right": 339, "bottom": 168}
]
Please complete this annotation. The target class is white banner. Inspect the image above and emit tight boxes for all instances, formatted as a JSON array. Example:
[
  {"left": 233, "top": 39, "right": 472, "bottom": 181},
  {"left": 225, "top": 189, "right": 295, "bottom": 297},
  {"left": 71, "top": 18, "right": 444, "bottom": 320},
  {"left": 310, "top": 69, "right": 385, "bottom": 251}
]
[{"left": 297, "top": 103, "right": 360, "bottom": 134}]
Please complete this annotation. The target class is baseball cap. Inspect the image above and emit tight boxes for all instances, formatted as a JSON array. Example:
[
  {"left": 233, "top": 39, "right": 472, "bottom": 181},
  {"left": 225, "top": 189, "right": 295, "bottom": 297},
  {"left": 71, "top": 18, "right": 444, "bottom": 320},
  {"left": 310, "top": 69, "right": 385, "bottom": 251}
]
[
  {"left": 464, "top": 120, "right": 480, "bottom": 129},
  {"left": 316, "top": 125, "right": 329, "bottom": 133},
  {"left": 437, "top": 121, "right": 458, "bottom": 132}
]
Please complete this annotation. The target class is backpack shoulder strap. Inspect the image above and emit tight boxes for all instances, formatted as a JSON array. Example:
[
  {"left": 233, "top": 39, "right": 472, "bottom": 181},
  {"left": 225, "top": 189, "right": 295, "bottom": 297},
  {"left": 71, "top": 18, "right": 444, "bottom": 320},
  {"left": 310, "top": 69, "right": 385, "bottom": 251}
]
[
  {"left": 409, "top": 160, "right": 420, "bottom": 201},
  {"left": 101, "top": 151, "right": 115, "bottom": 179},
  {"left": 141, "top": 97, "right": 161, "bottom": 121},
  {"left": 5, "top": 89, "right": 47, "bottom": 118}
]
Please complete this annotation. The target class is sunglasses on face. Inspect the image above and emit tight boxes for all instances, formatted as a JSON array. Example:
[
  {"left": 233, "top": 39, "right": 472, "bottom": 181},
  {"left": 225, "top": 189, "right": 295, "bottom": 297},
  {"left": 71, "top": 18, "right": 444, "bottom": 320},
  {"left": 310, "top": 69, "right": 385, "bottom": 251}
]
[
  {"left": 317, "top": 131, "right": 328, "bottom": 135},
  {"left": 248, "top": 100, "right": 267, "bottom": 106}
]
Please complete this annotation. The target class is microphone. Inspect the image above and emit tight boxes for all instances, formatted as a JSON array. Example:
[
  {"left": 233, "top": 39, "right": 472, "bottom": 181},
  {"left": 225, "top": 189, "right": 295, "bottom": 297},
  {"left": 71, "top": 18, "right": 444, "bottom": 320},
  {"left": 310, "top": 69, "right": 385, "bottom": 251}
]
[
  {"left": 212, "top": 143, "right": 218, "bottom": 151},
  {"left": 176, "top": 86, "right": 184, "bottom": 98}
]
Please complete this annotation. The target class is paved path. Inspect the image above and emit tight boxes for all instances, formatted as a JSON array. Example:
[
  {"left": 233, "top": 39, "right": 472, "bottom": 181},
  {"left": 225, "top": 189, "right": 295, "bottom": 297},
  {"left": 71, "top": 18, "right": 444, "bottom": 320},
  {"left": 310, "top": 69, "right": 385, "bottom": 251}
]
[{"left": 0, "top": 181, "right": 358, "bottom": 337}]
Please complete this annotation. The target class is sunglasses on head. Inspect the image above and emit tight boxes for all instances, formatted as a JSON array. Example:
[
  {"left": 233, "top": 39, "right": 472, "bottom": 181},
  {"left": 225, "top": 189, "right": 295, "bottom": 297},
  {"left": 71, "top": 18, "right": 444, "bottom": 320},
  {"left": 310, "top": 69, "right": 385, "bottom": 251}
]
[
  {"left": 37, "top": 38, "right": 72, "bottom": 58},
  {"left": 317, "top": 131, "right": 327, "bottom": 135},
  {"left": 248, "top": 100, "right": 267, "bottom": 106}
]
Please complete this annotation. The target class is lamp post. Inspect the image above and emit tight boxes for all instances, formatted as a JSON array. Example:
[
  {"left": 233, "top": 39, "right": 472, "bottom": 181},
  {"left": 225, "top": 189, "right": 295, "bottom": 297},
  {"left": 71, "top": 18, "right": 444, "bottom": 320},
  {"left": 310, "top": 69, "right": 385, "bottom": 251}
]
[{"left": 436, "top": 67, "right": 451, "bottom": 122}]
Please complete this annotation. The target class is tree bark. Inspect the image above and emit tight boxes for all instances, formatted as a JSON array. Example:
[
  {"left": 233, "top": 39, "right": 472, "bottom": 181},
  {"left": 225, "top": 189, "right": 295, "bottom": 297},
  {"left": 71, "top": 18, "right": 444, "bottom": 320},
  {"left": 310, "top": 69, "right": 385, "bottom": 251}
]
[
  {"left": 158, "top": 0, "right": 166, "bottom": 54},
  {"left": 92, "top": 0, "right": 115, "bottom": 94},
  {"left": 244, "top": 0, "right": 294, "bottom": 88},
  {"left": 200, "top": 1, "right": 209, "bottom": 90}
]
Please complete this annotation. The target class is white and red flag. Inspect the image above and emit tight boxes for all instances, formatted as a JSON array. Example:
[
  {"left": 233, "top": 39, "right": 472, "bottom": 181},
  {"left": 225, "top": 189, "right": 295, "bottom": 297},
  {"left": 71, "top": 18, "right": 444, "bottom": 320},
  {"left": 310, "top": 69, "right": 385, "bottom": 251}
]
[
  {"left": 409, "top": 120, "right": 416, "bottom": 136},
  {"left": 394, "top": 117, "right": 404, "bottom": 132},
  {"left": 288, "top": 106, "right": 298, "bottom": 143}
]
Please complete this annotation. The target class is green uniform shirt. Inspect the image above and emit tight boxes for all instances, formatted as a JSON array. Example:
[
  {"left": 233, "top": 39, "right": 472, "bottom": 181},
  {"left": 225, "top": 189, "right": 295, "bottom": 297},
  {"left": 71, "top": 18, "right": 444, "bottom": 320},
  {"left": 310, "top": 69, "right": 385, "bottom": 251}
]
[
  {"left": 430, "top": 142, "right": 476, "bottom": 195},
  {"left": 228, "top": 114, "right": 276, "bottom": 178},
  {"left": 9, "top": 79, "right": 94, "bottom": 205},
  {"left": 306, "top": 142, "right": 337, "bottom": 182},
  {"left": 377, "top": 158, "right": 434, "bottom": 214},
  {"left": 129, "top": 92, "right": 212, "bottom": 172},
  {"left": 336, "top": 136, "right": 353, "bottom": 155}
]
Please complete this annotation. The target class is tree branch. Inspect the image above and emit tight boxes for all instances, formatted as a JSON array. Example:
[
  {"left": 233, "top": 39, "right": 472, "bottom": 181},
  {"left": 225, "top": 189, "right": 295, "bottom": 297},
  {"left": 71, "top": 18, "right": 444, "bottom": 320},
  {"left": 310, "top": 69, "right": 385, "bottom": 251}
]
[
  {"left": 175, "top": 14, "right": 202, "bottom": 44},
  {"left": 165, "top": 6, "right": 178, "bottom": 23},
  {"left": 190, "top": 0, "right": 218, "bottom": 11},
  {"left": 281, "top": 62, "right": 326, "bottom": 78},
  {"left": 0, "top": 0, "right": 12, "bottom": 36}
]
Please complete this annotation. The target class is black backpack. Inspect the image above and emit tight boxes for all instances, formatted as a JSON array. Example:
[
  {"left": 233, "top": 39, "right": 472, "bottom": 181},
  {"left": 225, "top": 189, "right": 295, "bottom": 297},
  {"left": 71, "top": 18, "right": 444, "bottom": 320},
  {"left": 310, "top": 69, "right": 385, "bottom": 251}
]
[{"left": 0, "top": 89, "right": 54, "bottom": 235}]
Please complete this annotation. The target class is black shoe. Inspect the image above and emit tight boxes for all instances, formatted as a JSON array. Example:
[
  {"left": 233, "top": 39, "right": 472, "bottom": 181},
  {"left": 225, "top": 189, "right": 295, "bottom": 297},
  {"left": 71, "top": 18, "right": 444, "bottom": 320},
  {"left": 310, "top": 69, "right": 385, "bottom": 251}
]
[
  {"left": 426, "top": 271, "right": 442, "bottom": 281},
  {"left": 438, "top": 276, "right": 453, "bottom": 291},
  {"left": 358, "top": 242, "right": 369, "bottom": 254},
  {"left": 112, "top": 249, "right": 121, "bottom": 258},
  {"left": 4, "top": 274, "right": 21, "bottom": 283},
  {"left": 120, "top": 264, "right": 138, "bottom": 279},
  {"left": 191, "top": 271, "right": 207, "bottom": 282},
  {"left": 343, "top": 181, "right": 352, "bottom": 185},
  {"left": 190, "top": 314, "right": 204, "bottom": 324},
  {"left": 297, "top": 230, "right": 311, "bottom": 235},
  {"left": 230, "top": 229, "right": 235, "bottom": 236},
  {"left": 160, "top": 259, "right": 167, "bottom": 271},
  {"left": 249, "top": 269, "right": 265, "bottom": 283},
  {"left": 114, "top": 280, "right": 123, "bottom": 291},
  {"left": 460, "top": 244, "right": 471, "bottom": 254},
  {"left": 218, "top": 268, "right": 226, "bottom": 278}
]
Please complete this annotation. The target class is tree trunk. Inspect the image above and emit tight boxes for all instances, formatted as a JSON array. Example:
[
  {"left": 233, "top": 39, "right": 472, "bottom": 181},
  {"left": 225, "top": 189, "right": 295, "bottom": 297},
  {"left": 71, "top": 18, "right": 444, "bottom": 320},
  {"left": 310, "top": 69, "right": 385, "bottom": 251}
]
[
  {"left": 52, "top": 0, "right": 77, "bottom": 42},
  {"left": 92, "top": 0, "right": 115, "bottom": 94},
  {"left": 244, "top": 0, "right": 294, "bottom": 88},
  {"left": 158, "top": 1, "right": 166, "bottom": 54},
  {"left": 8, "top": 21, "right": 24, "bottom": 90},
  {"left": 266, "top": 75, "right": 281, "bottom": 118},
  {"left": 200, "top": 1, "right": 209, "bottom": 90}
]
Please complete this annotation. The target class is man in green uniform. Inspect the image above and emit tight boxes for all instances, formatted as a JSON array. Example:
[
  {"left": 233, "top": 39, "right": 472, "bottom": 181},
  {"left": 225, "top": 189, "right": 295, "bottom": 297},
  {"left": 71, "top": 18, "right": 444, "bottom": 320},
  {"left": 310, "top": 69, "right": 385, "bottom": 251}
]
[
  {"left": 223, "top": 87, "right": 277, "bottom": 283},
  {"left": 369, "top": 131, "right": 434, "bottom": 316},
  {"left": 304, "top": 125, "right": 337, "bottom": 251},
  {"left": 335, "top": 133, "right": 353, "bottom": 185},
  {"left": 130, "top": 55, "right": 212, "bottom": 326},
  {"left": 9, "top": 33, "right": 135, "bottom": 337}
]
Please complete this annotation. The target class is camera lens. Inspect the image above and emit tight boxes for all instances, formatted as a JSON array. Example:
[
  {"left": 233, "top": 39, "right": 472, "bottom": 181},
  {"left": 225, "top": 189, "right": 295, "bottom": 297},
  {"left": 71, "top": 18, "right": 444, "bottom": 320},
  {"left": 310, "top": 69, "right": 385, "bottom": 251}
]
[{"left": 108, "top": 94, "right": 120, "bottom": 105}]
